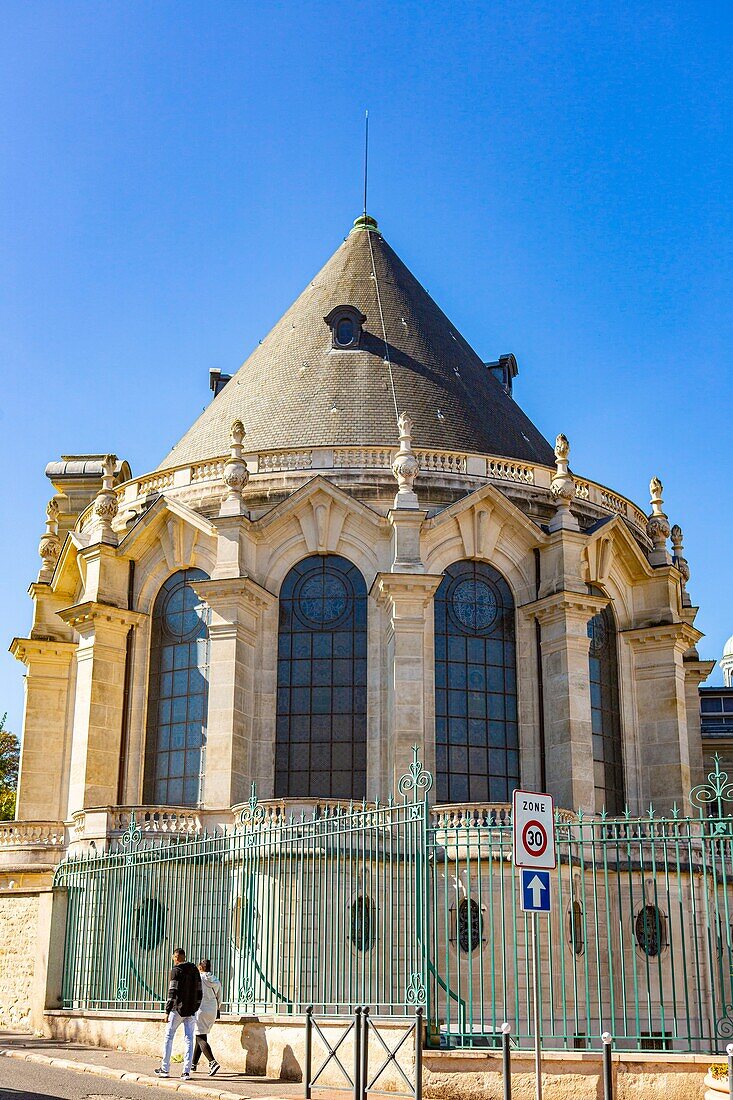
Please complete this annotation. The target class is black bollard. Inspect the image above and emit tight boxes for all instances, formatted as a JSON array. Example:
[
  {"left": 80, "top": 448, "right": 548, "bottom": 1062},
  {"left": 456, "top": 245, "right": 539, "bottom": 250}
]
[
  {"left": 501, "top": 1021, "right": 512, "bottom": 1100},
  {"left": 354, "top": 1007, "right": 363, "bottom": 1100},
  {"left": 415, "top": 1007, "right": 423, "bottom": 1100},
  {"left": 361, "top": 1007, "right": 370, "bottom": 1100},
  {"left": 305, "top": 1006, "right": 313, "bottom": 1100},
  {"left": 601, "top": 1032, "right": 613, "bottom": 1100}
]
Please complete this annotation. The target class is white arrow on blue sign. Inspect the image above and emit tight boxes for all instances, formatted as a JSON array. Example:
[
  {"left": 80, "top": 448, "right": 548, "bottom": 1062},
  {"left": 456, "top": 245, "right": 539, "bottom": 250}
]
[{"left": 520, "top": 867, "right": 551, "bottom": 912}]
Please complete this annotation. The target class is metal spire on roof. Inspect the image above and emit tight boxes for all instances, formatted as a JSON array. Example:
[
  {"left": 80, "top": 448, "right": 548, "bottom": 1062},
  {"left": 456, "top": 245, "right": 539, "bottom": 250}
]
[{"left": 363, "top": 109, "right": 369, "bottom": 218}]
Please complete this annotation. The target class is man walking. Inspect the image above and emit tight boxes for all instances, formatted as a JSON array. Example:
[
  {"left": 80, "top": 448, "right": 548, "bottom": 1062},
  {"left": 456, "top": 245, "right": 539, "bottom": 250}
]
[{"left": 155, "top": 947, "right": 202, "bottom": 1080}]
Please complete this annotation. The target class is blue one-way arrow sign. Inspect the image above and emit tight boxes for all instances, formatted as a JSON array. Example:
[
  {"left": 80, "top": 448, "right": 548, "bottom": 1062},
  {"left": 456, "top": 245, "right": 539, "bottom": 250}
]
[{"left": 521, "top": 868, "right": 551, "bottom": 912}]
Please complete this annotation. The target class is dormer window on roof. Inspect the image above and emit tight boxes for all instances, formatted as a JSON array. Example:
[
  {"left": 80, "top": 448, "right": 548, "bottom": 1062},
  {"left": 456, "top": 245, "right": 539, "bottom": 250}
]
[{"left": 324, "top": 305, "right": 366, "bottom": 350}]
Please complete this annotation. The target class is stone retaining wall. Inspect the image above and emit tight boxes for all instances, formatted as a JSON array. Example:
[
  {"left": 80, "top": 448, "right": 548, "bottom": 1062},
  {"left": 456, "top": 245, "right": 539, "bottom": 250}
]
[
  {"left": 0, "top": 891, "right": 41, "bottom": 1029},
  {"left": 44, "top": 1010, "right": 711, "bottom": 1098}
]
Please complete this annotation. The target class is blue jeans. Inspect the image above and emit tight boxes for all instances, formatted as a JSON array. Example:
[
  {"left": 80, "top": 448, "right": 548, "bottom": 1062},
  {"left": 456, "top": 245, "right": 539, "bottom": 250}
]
[{"left": 161, "top": 1010, "right": 196, "bottom": 1074}]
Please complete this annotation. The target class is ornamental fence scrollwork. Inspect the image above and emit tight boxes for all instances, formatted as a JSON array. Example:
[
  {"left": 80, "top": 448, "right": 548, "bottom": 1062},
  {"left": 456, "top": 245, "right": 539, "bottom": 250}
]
[
  {"left": 689, "top": 754, "right": 733, "bottom": 817},
  {"left": 397, "top": 745, "right": 433, "bottom": 802},
  {"left": 239, "top": 782, "right": 266, "bottom": 828}
]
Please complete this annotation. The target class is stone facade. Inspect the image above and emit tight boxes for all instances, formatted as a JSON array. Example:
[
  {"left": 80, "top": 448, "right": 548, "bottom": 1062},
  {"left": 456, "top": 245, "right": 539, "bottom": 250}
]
[
  {"left": 8, "top": 457, "right": 707, "bottom": 824},
  {"left": 1, "top": 214, "right": 715, "bottom": 1070}
]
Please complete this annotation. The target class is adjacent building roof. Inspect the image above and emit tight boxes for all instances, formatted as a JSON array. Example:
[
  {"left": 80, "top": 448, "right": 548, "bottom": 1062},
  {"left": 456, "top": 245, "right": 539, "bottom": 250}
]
[{"left": 158, "top": 216, "right": 555, "bottom": 470}]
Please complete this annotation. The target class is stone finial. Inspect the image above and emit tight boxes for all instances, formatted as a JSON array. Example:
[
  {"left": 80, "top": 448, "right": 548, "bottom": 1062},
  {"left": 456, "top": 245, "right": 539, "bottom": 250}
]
[
  {"left": 38, "top": 498, "right": 61, "bottom": 582},
  {"left": 548, "top": 433, "right": 579, "bottom": 532},
  {"left": 92, "top": 453, "right": 119, "bottom": 544},
  {"left": 392, "top": 412, "right": 420, "bottom": 509},
  {"left": 671, "top": 523, "right": 691, "bottom": 605},
  {"left": 220, "top": 419, "right": 249, "bottom": 516},
  {"left": 646, "top": 475, "right": 671, "bottom": 566}
]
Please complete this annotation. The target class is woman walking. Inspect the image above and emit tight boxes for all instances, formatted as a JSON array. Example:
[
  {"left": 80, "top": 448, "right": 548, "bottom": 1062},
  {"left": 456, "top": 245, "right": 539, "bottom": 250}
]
[{"left": 191, "top": 960, "right": 222, "bottom": 1076}]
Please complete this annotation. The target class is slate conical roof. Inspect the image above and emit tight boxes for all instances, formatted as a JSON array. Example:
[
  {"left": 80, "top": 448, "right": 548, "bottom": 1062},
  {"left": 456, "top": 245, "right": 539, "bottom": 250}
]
[{"left": 158, "top": 217, "right": 554, "bottom": 469}]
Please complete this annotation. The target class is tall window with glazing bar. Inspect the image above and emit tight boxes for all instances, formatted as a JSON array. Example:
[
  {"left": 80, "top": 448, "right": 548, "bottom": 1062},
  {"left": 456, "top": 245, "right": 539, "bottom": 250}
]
[
  {"left": 143, "top": 569, "right": 210, "bottom": 806},
  {"left": 275, "top": 554, "right": 367, "bottom": 799},
  {"left": 587, "top": 590, "right": 625, "bottom": 813},
  {"left": 434, "top": 560, "right": 519, "bottom": 802}
]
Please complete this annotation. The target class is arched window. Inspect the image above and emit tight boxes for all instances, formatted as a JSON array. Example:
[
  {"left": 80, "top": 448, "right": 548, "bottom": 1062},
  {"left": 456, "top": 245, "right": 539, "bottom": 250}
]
[
  {"left": 143, "top": 568, "right": 210, "bottom": 806},
  {"left": 434, "top": 561, "right": 518, "bottom": 803},
  {"left": 587, "top": 594, "right": 625, "bottom": 814},
  {"left": 275, "top": 555, "right": 367, "bottom": 799}
]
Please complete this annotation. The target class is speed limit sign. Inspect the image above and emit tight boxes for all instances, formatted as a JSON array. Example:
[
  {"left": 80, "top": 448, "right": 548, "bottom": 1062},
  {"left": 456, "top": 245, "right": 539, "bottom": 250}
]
[{"left": 512, "top": 789, "right": 556, "bottom": 869}]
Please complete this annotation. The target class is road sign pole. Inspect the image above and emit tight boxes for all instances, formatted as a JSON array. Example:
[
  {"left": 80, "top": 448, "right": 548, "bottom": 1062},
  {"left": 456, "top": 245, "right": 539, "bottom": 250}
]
[{"left": 532, "top": 911, "right": 542, "bottom": 1100}]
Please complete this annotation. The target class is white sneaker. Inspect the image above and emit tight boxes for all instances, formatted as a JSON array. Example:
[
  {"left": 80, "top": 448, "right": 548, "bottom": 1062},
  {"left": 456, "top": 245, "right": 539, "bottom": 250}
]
[
  {"left": 181, "top": 1071, "right": 191, "bottom": 1080},
  {"left": 154, "top": 1068, "right": 169, "bottom": 1078}
]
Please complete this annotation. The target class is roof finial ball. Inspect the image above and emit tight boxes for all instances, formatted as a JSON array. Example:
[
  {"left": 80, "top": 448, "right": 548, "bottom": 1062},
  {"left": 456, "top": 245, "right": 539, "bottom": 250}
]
[
  {"left": 671, "top": 523, "right": 691, "bottom": 606},
  {"left": 92, "top": 453, "right": 120, "bottom": 545},
  {"left": 37, "top": 499, "right": 61, "bottom": 582},
  {"left": 646, "top": 476, "right": 672, "bottom": 566},
  {"left": 392, "top": 412, "right": 420, "bottom": 509},
  {"left": 220, "top": 419, "right": 249, "bottom": 516},
  {"left": 548, "top": 433, "right": 579, "bottom": 532}
]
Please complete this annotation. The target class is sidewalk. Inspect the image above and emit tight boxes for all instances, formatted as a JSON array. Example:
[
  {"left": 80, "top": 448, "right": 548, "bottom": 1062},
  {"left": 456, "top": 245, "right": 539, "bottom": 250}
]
[{"left": 0, "top": 1030, "right": 314, "bottom": 1100}]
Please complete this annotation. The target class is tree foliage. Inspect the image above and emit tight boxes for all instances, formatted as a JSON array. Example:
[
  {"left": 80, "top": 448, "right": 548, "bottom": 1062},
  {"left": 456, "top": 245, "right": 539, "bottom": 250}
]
[{"left": 0, "top": 713, "right": 20, "bottom": 821}]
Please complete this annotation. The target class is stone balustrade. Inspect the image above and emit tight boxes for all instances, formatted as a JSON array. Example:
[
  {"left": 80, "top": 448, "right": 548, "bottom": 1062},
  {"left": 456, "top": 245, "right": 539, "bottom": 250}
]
[
  {"left": 69, "top": 805, "right": 231, "bottom": 846},
  {"left": 430, "top": 802, "right": 578, "bottom": 828},
  {"left": 73, "top": 445, "right": 651, "bottom": 538},
  {"left": 0, "top": 820, "right": 66, "bottom": 848},
  {"left": 0, "top": 820, "right": 67, "bottom": 879}
]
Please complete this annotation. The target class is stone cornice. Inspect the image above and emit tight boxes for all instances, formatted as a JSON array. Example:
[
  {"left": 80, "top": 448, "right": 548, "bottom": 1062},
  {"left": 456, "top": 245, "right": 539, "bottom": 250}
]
[
  {"left": 682, "top": 658, "right": 716, "bottom": 684},
  {"left": 520, "top": 590, "right": 609, "bottom": 626},
  {"left": 9, "top": 637, "right": 77, "bottom": 665},
  {"left": 192, "top": 577, "right": 277, "bottom": 614},
  {"left": 57, "top": 601, "right": 146, "bottom": 631},
  {"left": 622, "top": 621, "right": 703, "bottom": 651},
  {"left": 370, "top": 572, "right": 443, "bottom": 612}
]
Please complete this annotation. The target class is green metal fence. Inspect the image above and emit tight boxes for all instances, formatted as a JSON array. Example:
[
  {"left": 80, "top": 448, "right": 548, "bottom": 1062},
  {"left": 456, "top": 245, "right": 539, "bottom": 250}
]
[
  {"left": 53, "top": 754, "right": 733, "bottom": 1054},
  {"left": 54, "top": 751, "right": 431, "bottom": 1017}
]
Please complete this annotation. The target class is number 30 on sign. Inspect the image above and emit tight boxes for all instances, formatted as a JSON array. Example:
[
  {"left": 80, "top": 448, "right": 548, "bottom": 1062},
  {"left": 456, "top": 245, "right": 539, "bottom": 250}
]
[{"left": 512, "top": 789, "right": 557, "bottom": 869}]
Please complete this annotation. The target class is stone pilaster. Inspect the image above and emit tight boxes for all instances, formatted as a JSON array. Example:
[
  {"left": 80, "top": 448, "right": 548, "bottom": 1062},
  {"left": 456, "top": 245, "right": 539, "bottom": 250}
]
[
  {"left": 388, "top": 508, "right": 427, "bottom": 573},
  {"left": 192, "top": 578, "right": 276, "bottom": 808},
  {"left": 58, "top": 601, "right": 144, "bottom": 815},
  {"left": 371, "top": 573, "right": 442, "bottom": 792},
  {"left": 624, "top": 621, "right": 704, "bottom": 811},
  {"left": 524, "top": 590, "right": 609, "bottom": 813},
  {"left": 9, "top": 638, "right": 76, "bottom": 821},
  {"left": 683, "top": 656, "right": 715, "bottom": 785}
]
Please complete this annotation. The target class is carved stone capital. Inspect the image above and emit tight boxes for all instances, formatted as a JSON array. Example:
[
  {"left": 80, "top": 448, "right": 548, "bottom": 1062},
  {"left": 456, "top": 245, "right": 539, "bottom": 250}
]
[
  {"left": 521, "top": 590, "right": 609, "bottom": 629},
  {"left": 621, "top": 620, "right": 703, "bottom": 654},
  {"left": 192, "top": 577, "right": 276, "bottom": 618},
  {"left": 370, "top": 572, "right": 442, "bottom": 625},
  {"left": 57, "top": 600, "right": 146, "bottom": 635},
  {"left": 9, "top": 636, "right": 77, "bottom": 667}
]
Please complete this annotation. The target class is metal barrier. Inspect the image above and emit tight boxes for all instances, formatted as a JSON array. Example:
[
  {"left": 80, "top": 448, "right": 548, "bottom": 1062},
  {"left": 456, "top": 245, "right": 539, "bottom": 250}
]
[
  {"left": 305, "top": 1006, "right": 359, "bottom": 1099},
  {"left": 361, "top": 1007, "right": 423, "bottom": 1100},
  {"left": 305, "top": 1007, "right": 422, "bottom": 1100}
]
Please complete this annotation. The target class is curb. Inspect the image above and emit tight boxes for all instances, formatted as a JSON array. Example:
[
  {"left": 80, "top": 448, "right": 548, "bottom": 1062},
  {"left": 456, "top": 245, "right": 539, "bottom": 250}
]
[{"left": 0, "top": 1047, "right": 297, "bottom": 1100}]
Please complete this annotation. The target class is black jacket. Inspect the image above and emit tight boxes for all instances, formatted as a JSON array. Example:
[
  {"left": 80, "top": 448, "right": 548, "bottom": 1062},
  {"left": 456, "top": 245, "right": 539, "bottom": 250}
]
[{"left": 165, "top": 962, "right": 202, "bottom": 1018}]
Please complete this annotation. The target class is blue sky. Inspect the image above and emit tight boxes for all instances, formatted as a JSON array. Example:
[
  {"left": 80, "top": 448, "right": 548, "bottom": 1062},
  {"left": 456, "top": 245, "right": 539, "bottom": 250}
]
[{"left": 1, "top": 1, "right": 731, "bottom": 733}]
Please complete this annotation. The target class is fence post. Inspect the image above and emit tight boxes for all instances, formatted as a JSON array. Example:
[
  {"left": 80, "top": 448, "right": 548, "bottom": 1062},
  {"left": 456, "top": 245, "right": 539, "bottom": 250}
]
[
  {"left": 415, "top": 1007, "right": 423, "bottom": 1100},
  {"left": 601, "top": 1032, "right": 613, "bottom": 1100},
  {"left": 501, "top": 1021, "right": 512, "bottom": 1100},
  {"left": 360, "top": 1007, "right": 369, "bottom": 1100},
  {"left": 354, "top": 1007, "right": 363, "bottom": 1100},
  {"left": 727, "top": 1043, "right": 733, "bottom": 1092}
]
